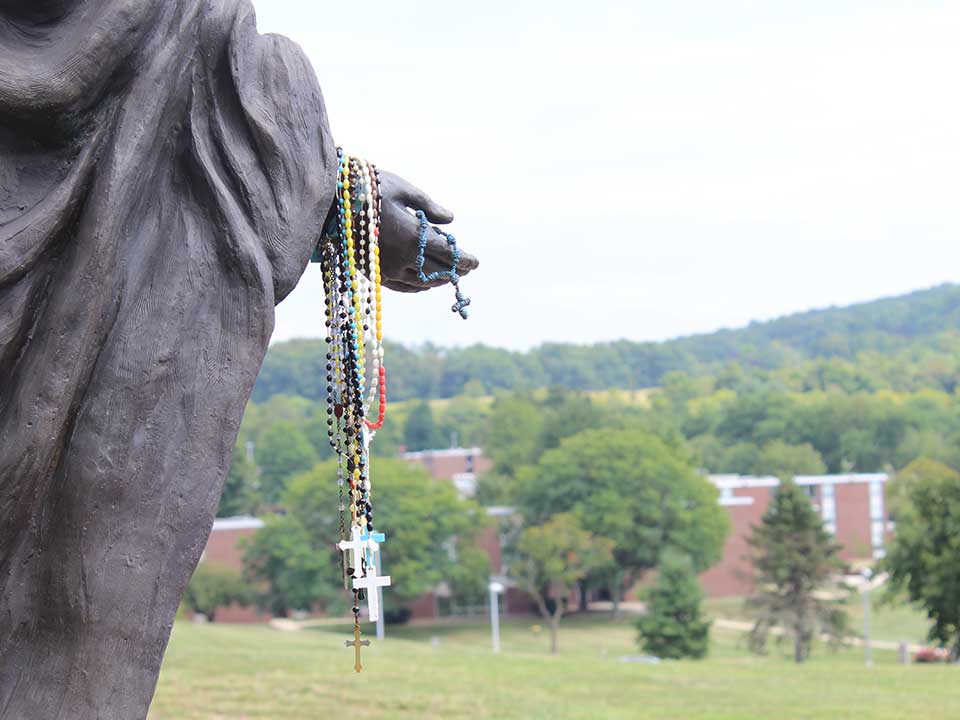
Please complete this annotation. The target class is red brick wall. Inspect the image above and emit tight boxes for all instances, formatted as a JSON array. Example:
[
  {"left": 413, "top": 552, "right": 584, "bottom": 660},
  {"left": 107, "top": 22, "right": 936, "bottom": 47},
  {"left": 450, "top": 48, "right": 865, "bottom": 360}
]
[
  {"left": 402, "top": 448, "right": 492, "bottom": 480},
  {"left": 203, "top": 527, "right": 255, "bottom": 570},
  {"left": 834, "top": 482, "right": 872, "bottom": 561},
  {"left": 211, "top": 602, "right": 270, "bottom": 623},
  {"left": 699, "top": 486, "right": 771, "bottom": 597},
  {"left": 505, "top": 587, "right": 537, "bottom": 615},
  {"left": 475, "top": 526, "right": 502, "bottom": 575},
  {"left": 408, "top": 592, "right": 438, "bottom": 620},
  {"left": 699, "top": 478, "right": 888, "bottom": 598}
]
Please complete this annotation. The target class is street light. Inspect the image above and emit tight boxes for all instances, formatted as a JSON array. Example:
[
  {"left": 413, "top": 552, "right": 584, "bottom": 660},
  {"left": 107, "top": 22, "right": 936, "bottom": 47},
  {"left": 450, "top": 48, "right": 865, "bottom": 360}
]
[
  {"left": 489, "top": 580, "right": 505, "bottom": 653},
  {"left": 862, "top": 567, "right": 873, "bottom": 667}
]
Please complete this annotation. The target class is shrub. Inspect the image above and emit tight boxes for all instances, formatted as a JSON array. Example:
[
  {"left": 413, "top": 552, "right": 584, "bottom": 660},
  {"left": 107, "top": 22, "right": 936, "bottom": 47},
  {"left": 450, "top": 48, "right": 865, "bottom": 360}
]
[{"left": 184, "top": 564, "right": 253, "bottom": 622}]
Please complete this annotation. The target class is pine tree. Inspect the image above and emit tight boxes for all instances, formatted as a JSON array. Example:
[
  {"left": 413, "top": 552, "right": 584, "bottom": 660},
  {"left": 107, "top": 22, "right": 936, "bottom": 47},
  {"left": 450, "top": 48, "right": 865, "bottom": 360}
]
[
  {"left": 746, "top": 479, "right": 848, "bottom": 663},
  {"left": 636, "top": 549, "right": 711, "bottom": 659}
]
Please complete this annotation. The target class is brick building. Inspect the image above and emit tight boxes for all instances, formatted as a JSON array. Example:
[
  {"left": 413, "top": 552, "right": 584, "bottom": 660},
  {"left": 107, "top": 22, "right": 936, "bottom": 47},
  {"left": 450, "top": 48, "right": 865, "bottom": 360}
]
[
  {"left": 400, "top": 447, "right": 535, "bottom": 618},
  {"left": 400, "top": 446, "right": 493, "bottom": 498},
  {"left": 200, "top": 447, "right": 532, "bottom": 622},
  {"left": 197, "top": 516, "right": 269, "bottom": 622},
  {"left": 699, "top": 473, "right": 890, "bottom": 597},
  {"left": 200, "top": 455, "right": 890, "bottom": 618}
]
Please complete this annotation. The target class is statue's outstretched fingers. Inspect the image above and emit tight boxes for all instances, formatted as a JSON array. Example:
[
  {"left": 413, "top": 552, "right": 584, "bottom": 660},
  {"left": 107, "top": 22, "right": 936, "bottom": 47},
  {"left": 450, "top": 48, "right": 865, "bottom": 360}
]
[
  {"left": 458, "top": 249, "right": 479, "bottom": 273},
  {"left": 421, "top": 227, "right": 478, "bottom": 276},
  {"left": 381, "top": 169, "right": 453, "bottom": 224}
]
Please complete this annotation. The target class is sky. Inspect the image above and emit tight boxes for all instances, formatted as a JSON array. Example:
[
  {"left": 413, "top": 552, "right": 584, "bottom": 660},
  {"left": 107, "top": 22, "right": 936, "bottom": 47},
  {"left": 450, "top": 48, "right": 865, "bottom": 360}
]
[{"left": 254, "top": 1, "right": 960, "bottom": 350}]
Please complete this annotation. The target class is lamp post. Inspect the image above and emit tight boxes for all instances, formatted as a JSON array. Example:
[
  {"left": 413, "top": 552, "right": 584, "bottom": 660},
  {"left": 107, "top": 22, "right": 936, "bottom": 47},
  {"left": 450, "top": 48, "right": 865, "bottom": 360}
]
[
  {"left": 376, "top": 552, "right": 386, "bottom": 641},
  {"left": 489, "top": 580, "right": 505, "bottom": 653},
  {"left": 862, "top": 567, "right": 873, "bottom": 667}
]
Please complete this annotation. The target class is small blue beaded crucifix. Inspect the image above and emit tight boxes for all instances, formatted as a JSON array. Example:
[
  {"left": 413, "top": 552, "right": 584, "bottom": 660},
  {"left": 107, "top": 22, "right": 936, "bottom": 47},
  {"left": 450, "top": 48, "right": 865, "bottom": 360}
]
[
  {"left": 360, "top": 526, "right": 385, "bottom": 567},
  {"left": 415, "top": 210, "right": 472, "bottom": 319}
]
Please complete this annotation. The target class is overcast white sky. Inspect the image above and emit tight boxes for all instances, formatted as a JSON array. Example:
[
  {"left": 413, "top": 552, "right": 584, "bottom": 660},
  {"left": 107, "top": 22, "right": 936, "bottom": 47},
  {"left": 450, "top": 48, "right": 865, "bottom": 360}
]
[{"left": 256, "top": 1, "right": 960, "bottom": 350}]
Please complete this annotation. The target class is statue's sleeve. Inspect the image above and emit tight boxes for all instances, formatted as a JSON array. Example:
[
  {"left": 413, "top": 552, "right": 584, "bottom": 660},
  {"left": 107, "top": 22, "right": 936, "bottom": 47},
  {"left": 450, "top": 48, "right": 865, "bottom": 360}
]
[{"left": 190, "top": 0, "right": 338, "bottom": 305}]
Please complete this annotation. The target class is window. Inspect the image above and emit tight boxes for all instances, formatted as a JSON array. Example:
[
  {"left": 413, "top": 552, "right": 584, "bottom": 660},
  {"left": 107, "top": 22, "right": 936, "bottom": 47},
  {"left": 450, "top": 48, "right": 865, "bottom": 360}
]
[
  {"left": 869, "top": 481, "right": 884, "bottom": 521},
  {"left": 820, "top": 484, "right": 836, "bottom": 535}
]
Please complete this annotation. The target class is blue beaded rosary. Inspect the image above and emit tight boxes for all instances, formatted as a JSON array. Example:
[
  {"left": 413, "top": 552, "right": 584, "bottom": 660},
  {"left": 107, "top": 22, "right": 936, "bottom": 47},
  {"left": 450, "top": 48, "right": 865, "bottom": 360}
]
[{"left": 415, "top": 210, "right": 472, "bottom": 319}]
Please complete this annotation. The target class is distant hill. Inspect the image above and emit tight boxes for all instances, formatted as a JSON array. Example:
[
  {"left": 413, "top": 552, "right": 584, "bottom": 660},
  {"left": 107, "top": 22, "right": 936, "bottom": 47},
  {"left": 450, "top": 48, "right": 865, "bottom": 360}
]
[{"left": 253, "top": 283, "right": 960, "bottom": 403}]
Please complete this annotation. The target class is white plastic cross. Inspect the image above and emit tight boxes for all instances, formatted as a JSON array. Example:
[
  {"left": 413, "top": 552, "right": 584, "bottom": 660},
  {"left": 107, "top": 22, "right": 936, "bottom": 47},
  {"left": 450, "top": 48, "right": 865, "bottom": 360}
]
[
  {"left": 337, "top": 524, "right": 366, "bottom": 578},
  {"left": 352, "top": 563, "right": 392, "bottom": 622}
]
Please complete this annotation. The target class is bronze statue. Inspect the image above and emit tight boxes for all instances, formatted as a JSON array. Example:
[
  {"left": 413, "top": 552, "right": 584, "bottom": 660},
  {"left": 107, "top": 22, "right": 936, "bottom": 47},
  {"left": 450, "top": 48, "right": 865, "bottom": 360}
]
[{"left": 0, "top": 1, "right": 477, "bottom": 717}]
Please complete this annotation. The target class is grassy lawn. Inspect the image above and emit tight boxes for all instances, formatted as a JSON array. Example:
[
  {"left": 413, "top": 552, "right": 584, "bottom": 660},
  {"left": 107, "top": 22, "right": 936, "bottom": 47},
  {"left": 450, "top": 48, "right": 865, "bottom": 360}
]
[
  {"left": 704, "top": 594, "right": 934, "bottom": 644},
  {"left": 151, "top": 613, "right": 957, "bottom": 719}
]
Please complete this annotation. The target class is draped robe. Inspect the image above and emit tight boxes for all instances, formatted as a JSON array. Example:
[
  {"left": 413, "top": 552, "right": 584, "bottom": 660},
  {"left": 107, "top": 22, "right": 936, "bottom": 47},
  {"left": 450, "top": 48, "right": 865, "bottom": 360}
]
[{"left": 0, "top": 2, "right": 337, "bottom": 717}]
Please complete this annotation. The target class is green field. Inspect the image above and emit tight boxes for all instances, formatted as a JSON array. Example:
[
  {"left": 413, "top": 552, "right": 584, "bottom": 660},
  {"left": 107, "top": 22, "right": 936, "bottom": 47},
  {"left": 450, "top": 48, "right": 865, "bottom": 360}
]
[
  {"left": 150, "top": 612, "right": 957, "bottom": 719},
  {"left": 704, "top": 593, "right": 934, "bottom": 645}
]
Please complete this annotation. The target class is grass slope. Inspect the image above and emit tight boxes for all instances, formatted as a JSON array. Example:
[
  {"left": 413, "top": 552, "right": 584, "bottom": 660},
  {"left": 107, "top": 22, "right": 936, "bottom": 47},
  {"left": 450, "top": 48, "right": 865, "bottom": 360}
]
[{"left": 151, "top": 614, "right": 957, "bottom": 719}]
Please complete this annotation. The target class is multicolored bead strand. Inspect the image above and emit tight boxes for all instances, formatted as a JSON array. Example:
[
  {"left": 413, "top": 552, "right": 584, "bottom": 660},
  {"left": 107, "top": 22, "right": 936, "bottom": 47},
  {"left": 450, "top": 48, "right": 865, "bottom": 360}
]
[
  {"left": 319, "top": 149, "right": 395, "bottom": 671},
  {"left": 315, "top": 149, "right": 474, "bottom": 671}
]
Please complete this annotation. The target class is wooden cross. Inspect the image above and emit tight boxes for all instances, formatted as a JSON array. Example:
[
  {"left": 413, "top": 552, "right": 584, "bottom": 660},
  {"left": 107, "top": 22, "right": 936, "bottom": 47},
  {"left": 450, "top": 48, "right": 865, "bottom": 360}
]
[
  {"left": 337, "top": 524, "right": 366, "bottom": 578},
  {"left": 345, "top": 622, "right": 371, "bottom": 673},
  {"left": 352, "top": 562, "right": 391, "bottom": 622}
]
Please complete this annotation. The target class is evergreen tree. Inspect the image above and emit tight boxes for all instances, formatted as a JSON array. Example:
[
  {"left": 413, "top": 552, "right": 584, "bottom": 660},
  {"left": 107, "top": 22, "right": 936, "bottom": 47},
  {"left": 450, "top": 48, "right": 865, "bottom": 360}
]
[
  {"left": 636, "top": 549, "right": 711, "bottom": 659},
  {"left": 746, "top": 479, "right": 848, "bottom": 662}
]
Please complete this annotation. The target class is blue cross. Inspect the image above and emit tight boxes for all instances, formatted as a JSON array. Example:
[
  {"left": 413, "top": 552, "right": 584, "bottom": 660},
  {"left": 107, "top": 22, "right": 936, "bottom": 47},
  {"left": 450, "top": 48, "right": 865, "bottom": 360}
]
[{"left": 360, "top": 527, "right": 385, "bottom": 566}]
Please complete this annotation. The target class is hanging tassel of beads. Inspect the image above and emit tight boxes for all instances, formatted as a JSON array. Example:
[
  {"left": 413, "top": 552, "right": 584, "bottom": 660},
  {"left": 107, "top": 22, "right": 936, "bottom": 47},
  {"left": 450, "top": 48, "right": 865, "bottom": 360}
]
[{"left": 315, "top": 149, "right": 472, "bottom": 672}]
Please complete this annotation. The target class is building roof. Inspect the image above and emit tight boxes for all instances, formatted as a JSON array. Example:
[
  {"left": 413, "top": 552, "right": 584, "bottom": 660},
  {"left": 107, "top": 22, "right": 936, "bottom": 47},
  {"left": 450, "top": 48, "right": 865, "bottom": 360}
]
[
  {"left": 400, "top": 446, "right": 483, "bottom": 460},
  {"left": 211, "top": 516, "right": 266, "bottom": 531},
  {"left": 709, "top": 473, "right": 889, "bottom": 490}
]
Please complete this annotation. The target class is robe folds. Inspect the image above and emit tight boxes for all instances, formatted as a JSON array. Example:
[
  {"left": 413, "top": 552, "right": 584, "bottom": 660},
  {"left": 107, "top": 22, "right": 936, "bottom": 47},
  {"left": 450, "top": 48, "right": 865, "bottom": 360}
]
[{"left": 0, "top": 2, "right": 337, "bottom": 717}]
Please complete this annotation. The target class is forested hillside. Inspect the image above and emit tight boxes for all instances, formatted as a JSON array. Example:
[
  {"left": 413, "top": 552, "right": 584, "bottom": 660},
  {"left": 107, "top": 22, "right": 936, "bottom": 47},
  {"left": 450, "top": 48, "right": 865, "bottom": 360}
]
[
  {"left": 222, "top": 283, "right": 960, "bottom": 517},
  {"left": 254, "top": 283, "right": 960, "bottom": 402}
]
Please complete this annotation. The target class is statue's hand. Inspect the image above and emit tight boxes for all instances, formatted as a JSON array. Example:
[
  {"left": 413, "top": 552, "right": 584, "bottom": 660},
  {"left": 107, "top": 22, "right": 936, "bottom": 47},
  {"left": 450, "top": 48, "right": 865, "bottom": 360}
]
[{"left": 376, "top": 170, "right": 479, "bottom": 293}]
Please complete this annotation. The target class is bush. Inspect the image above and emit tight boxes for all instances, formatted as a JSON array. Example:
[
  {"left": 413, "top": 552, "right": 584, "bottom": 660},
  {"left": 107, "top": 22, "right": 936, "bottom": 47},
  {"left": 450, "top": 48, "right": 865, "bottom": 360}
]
[
  {"left": 384, "top": 607, "right": 412, "bottom": 625},
  {"left": 636, "top": 549, "right": 711, "bottom": 659},
  {"left": 184, "top": 564, "right": 253, "bottom": 622}
]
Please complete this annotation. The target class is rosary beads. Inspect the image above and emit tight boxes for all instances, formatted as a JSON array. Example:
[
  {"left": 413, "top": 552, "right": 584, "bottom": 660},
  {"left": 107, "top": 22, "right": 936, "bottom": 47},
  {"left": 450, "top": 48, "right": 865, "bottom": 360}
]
[
  {"left": 415, "top": 210, "right": 472, "bottom": 319},
  {"left": 321, "top": 149, "right": 391, "bottom": 673},
  {"left": 315, "top": 149, "right": 472, "bottom": 672}
]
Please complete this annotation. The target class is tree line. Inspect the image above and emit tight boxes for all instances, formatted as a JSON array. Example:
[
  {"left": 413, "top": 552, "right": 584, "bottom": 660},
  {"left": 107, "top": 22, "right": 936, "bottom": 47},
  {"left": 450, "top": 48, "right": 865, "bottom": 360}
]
[{"left": 253, "top": 284, "right": 960, "bottom": 401}]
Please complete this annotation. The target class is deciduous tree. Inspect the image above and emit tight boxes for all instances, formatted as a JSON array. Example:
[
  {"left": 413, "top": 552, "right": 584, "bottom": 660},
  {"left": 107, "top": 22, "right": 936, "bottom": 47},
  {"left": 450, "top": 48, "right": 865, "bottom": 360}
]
[
  {"left": 516, "top": 429, "right": 729, "bottom": 615},
  {"left": 884, "top": 458, "right": 960, "bottom": 658},
  {"left": 515, "top": 514, "right": 614, "bottom": 653}
]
